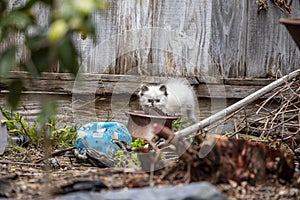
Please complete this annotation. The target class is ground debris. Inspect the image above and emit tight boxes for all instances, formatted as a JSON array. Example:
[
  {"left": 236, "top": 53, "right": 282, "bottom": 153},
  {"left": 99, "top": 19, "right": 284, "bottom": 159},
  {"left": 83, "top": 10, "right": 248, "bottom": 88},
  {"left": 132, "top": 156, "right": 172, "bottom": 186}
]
[
  {"left": 144, "top": 124, "right": 295, "bottom": 184},
  {"left": 1, "top": 73, "right": 300, "bottom": 199},
  {"left": 0, "top": 130, "right": 299, "bottom": 200}
]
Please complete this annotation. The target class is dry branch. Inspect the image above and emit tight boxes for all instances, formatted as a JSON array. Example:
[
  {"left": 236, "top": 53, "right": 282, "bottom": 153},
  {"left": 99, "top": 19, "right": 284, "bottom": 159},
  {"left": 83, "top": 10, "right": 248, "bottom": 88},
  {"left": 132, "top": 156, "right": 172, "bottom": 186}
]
[{"left": 175, "top": 69, "right": 300, "bottom": 138}]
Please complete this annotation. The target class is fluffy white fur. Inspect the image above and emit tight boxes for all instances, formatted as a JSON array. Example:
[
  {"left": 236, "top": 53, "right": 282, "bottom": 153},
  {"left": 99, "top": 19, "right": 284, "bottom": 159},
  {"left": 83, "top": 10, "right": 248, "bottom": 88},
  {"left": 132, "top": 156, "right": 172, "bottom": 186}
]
[{"left": 138, "top": 78, "right": 197, "bottom": 123}]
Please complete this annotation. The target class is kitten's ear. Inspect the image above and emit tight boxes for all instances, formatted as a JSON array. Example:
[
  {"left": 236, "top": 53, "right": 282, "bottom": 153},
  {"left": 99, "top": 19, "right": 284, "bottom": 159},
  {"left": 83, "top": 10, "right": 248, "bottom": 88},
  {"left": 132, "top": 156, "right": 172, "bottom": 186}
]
[
  {"left": 140, "top": 84, "right": 149, "bottom": 93},
  {"left": 159, "top": 85, "right": 168, "bottom": 95}
]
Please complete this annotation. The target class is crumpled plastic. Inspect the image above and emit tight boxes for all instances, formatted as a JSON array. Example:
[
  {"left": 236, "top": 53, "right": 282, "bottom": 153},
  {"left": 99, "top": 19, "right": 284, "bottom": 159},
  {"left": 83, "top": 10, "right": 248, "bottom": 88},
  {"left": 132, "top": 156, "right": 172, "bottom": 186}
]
[{"left": 74, "top": 122, "right": 132, "bottom": 167}]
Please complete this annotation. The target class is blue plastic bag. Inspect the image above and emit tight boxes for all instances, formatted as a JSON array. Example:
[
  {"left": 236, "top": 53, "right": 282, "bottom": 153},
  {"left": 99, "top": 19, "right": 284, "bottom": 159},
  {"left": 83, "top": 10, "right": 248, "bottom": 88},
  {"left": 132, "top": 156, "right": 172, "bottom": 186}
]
[{"left": 75, "top": 122, "right": 132, "bottom": 159}]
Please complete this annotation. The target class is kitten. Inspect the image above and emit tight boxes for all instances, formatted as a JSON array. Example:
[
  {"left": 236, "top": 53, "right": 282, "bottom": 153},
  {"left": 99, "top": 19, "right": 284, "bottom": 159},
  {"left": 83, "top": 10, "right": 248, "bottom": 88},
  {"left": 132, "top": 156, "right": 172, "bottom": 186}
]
[{"left": 138, "top": 78, "right": 197, "bottom": 124}]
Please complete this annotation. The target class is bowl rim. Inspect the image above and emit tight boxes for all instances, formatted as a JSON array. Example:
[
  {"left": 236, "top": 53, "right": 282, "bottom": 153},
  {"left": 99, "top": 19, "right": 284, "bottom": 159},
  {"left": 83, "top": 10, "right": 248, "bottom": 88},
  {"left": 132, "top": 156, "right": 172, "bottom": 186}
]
[
  {"left": 125, "top": 110, "right": 179, "bottom": 120},
  {"left": 279, "top": 17, "right": 300, "bottom": 25}
]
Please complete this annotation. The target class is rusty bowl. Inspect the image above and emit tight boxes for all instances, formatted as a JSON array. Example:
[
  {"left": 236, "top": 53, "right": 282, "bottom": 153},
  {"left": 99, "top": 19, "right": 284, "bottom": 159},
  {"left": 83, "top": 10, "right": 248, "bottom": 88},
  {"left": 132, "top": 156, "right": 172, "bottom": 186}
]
[
  {"left": 125, "top": 110, "right": 178, "bottom": 140},
  {"left": 279, "top": 18, "right": 300, "bottom": 49}
]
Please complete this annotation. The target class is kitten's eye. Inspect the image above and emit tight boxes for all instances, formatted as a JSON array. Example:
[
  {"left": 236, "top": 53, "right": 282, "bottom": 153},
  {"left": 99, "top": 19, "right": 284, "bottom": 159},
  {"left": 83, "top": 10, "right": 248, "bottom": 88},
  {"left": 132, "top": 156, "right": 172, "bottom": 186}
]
[
  {"left": 148, "top": 99, "right": 153, "bottom": 103},
  {"left": 155, "top": 99, "right": 160, "bottom": 103}
]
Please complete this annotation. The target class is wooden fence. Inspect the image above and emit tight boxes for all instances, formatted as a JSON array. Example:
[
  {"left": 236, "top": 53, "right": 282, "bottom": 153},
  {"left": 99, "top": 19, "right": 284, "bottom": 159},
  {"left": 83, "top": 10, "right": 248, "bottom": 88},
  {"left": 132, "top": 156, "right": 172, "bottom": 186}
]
[
  {"left": 2, "top": 0, "right": 300, "bottom": 98},
  {"left": 51, "top": 1, "right": 300, "bottom": 77}
]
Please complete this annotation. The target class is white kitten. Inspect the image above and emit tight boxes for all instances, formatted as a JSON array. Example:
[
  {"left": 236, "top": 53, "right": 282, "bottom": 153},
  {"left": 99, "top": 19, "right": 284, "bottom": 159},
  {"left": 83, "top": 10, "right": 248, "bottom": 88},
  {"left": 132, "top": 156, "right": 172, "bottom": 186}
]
[{"left": 138, "top": 78, "right": 197, "bottom": 124}]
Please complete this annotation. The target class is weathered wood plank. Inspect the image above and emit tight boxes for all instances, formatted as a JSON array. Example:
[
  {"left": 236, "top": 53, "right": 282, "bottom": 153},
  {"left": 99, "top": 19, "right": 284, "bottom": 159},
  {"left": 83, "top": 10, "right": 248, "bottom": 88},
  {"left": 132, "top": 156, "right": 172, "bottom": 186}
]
[
  {"left": 0, "top": 72, "right": 269, "bottom": 98},
  {"left": 0, "top": 93, "right": 235, "bottom": 126},
  {"left": 224, "top": 78, "right": 273, "bottom": 86},
  {"left": 77, "top": 0, "right": 154, "bottom": 75},
  {"left": 76, "top": 0, "right": 215, "bottom": 77},
  {"left": 4, "top": 71, "right": 271, "bottom": 85},
  {"left": 4, "top": 0, "right": 300, "bottom": 79},
  {"left": 246, "top": 1, "right": 300, "bottom": 77},
  {"left": 150, "top": 0, "right": 213, "bottom": 76},
  {"left": 0, "top": 72, "right": 270, "bottom": 98},
  {"left": 210, "top": 0, "right": 248, "bottom": 78}
]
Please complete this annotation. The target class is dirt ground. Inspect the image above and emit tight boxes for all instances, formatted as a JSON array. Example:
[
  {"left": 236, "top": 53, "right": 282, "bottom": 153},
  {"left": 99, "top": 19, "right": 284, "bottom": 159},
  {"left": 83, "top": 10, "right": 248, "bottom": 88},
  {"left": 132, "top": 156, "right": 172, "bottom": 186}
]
[
  {"left": 1, "top": 78, "right": 300, "bottom": 199},
  {"left": 0, "top": 142, "right": 300, "bottom": 200}
]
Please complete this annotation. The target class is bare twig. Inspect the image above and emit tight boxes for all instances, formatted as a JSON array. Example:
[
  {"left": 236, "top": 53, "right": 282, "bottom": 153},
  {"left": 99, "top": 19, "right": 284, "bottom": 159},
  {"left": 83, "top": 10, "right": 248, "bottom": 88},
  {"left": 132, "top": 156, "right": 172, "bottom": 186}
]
[
  {"left": 34, "top": 146, "right": 75, "bottom": 164},
  {"left": 175, "top": 69, "right": 300, "bottom": 138},
  {"left": 0, "top": 160, "right": 43, "bottom": 167}
]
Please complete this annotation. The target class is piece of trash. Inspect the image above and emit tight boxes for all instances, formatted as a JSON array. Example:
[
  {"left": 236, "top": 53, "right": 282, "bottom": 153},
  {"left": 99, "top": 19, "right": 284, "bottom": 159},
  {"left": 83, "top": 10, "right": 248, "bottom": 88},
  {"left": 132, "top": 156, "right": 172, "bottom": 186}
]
[
  {"left": 52, "top": 179, "right": 108, "bottom": 195},
  {"left": 7, "top": 135, "right": 30, "bottom": 147},
  {"left": 0, "top": 112, "right": 8, "bottom": 155},
  {"left": 0, "top": 112, "right": 30, "bottom": 155},
  {"left": 74, "top": 122, "right": 132, "bottom": 167},
  {"left": 43, "top": 158, "right": 60, "bottom": 169}
]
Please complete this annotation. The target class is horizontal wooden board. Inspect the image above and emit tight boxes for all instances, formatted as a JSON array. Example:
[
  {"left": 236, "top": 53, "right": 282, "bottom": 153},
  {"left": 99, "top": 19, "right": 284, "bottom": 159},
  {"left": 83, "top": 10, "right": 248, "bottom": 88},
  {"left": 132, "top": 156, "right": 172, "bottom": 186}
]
[{"left": 0, "top": 72, "right": 275, "bottom": 98}]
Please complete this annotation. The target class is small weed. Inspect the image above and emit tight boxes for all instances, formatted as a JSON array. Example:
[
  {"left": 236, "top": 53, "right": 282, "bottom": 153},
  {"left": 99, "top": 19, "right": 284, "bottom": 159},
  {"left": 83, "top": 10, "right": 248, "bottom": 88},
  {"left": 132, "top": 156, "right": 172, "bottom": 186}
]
[
  {"left": 224, "top": 131, "right": 233, "bottom": 136},
  {"left": 130, "top": 138, "right": 145, "bottom": 151},
  {"left": 48, "top": 120, "right": 79, "bottom": 148},
  {"left": 114, "top": 150, "right": 141, "bottom": 168},
  {"left": 114, "top": 138, "right": 146, "bottom": 168},
  {"left": 0, "top": 107, "right": 79, "bottom": 149},
  {"left": 114, "top": 150, "right": 127, "bottom": 168},
  {"left": 105, "top": 111, "right": 114, "bottom": 122},
  {"left": 1, "top": 108, "right": 40, "bottom": 143},
  {"left": 172, "top": 118, "right": 189, "bottom": 131}
]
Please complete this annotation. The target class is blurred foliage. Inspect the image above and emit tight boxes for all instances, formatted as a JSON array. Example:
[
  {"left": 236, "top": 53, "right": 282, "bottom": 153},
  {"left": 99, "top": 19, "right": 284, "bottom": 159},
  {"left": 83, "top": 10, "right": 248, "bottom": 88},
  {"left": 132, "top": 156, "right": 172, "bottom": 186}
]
[{"left": 0, "top": 0, "right": 107, "bottom": 109}]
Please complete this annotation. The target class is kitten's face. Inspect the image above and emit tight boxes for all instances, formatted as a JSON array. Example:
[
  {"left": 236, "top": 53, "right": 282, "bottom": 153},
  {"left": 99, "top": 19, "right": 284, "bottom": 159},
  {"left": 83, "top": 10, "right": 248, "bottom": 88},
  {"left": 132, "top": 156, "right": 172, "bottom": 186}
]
[{"left": 138, "top": 84, "right": 168, "bottom": 110}]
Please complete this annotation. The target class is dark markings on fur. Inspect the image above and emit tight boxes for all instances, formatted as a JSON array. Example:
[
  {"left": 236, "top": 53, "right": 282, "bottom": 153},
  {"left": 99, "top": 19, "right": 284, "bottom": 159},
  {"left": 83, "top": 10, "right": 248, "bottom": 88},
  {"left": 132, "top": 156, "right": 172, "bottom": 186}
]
[{"left": 159, "top": 85, "right": 168, "bottom": 96}]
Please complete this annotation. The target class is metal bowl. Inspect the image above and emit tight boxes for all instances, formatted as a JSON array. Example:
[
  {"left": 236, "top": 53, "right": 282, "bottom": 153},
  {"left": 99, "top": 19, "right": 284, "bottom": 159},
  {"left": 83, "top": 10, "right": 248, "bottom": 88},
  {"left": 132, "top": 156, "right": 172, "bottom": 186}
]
[
  {"left": 280, "top": 18, "right": 300, "bottom": 49},
  {"left": 125, "top": 110, "right": 178, "bottom": 140}
]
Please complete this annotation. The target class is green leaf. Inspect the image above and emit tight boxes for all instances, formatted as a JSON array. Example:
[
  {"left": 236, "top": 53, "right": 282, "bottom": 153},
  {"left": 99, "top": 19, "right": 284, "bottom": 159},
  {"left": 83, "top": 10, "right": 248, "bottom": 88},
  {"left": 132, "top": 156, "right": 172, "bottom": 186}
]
[
  {"left": 0, "top": 47, "right": 16, "bottom": 78},
  {"left": 31, "top": 47, "right": 50, "bottom": 74},
  {"left": 83, "top": 18, "right": 96, "bottom": 36},
  {"left": 0, "top": 28, "right": 2, "bottom": 43},
  {"left": 57, "top": 34, "right": 80, "bottom": 76},
  {"left": 26, "top": 34, "right": 47, "bottom": 50},
  {"left": 0, "top": 1, "right": 7, "bottom": 14},
  {"left": 39, "top": 0, "right": 54, "bottom": 6},
  {"left": 7, "top": 79, "right": 23, "bottom": 109},
  {"left": 0, "top": 11, "right": 32, "bottom": 29},
  {"left": 37, "top": 100, "right": 58, "bottom": 125},
  {"left": 1, "top": 119, "right": 17, "bottom": 123},
  {"left": 9, "top": 128, "right": 24, "bottom": 135},
  {"left": 19, "top": 0, "right": 38, "bottom": 10}
]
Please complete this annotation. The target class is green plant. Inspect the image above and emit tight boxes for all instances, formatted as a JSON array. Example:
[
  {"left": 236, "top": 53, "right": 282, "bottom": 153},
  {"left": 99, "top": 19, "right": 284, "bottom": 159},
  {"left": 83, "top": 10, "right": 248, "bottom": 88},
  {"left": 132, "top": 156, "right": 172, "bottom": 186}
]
[
  {"left": 172, "top": 118, "right": 189, "bottom": 131},
  {"left": 46, "top": 119, "right": 79, "bottom": 148},
  {"left": 0, "top": 106, "right": 79, "bottom": 149},
  {"left": 130, "top": 138, "right": 145, "bottom": 151},
  {"left": 224, "top": 130, "right": 233, "bottom": 136},
  {"left": 1, "top": 107, "right": 40, "bottom": 143},
  {"left": 114, "top": 150, "right": 141, "bottom": 168},
  {"left": 114, "top": 138, "right": 146, "bottom": 168},
  {"left": 114, "top": 150, "right": 126, "bottom": 168}
]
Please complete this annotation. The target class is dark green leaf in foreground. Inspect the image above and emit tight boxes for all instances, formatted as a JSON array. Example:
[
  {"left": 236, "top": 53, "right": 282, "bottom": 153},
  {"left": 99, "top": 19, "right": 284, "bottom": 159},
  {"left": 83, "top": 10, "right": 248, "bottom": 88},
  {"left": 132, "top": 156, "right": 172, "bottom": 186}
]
[
  {"left": 7, "top": 79, "right": 23, "bottom": 109},
  {"left": 31, "top": 46, "right": 51, "bottom": 74},
  {"left": 0, "top": 47, "right": 16, "bottom": 78},
  {"left": 39, "top": 0, "right": 54, "bottom": 6},
  {"left": 37, "top": 100, "right": 58, "bottom": 125},
  {"left": 26, "top": 33, "right": 48, "bottom": 50},
  {"left": 0, "top": 11, "right": 32, "bottom": 29},
  {"left": 20, "top": 0, "right": 38, "bottom": 10},
  {"left": 0, "top": 1, "right": 7, "bottom": 15},
  {"left": 57, "top": 34, "right": 80, "bottom": 76}
]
